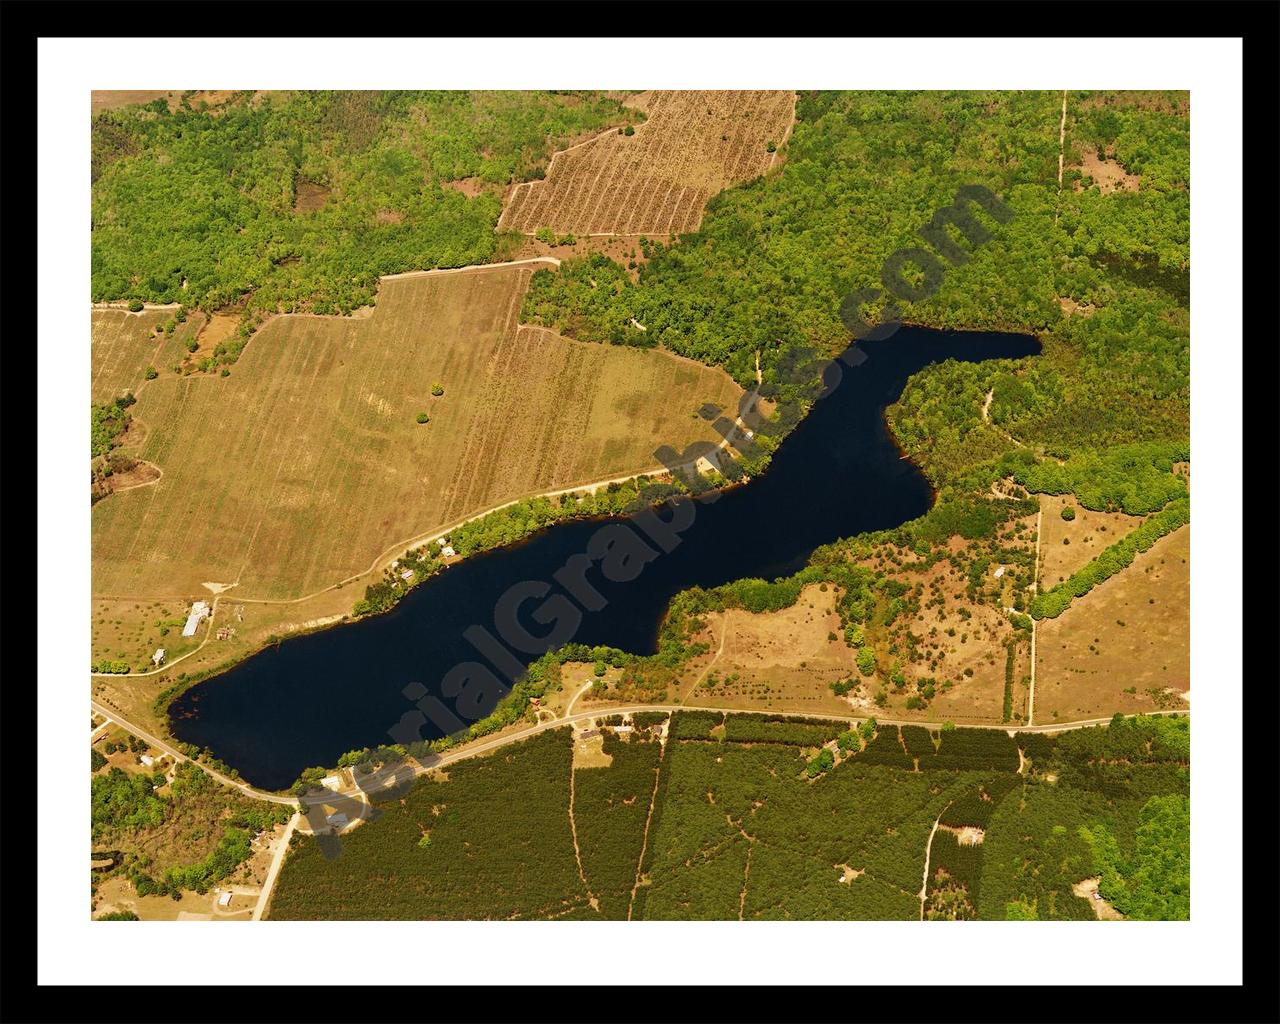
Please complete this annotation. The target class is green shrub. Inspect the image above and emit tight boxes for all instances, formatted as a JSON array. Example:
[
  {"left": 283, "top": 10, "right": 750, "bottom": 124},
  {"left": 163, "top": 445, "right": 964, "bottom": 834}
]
[{"left": 805, "top": 747, "right": 835, "bottom": 777}]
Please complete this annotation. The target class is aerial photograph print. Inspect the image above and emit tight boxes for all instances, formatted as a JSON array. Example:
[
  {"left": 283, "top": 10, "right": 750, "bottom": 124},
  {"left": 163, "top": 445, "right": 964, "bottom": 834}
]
[{"left": 83, "top": 81, "right": 1196, "bottom": 929}]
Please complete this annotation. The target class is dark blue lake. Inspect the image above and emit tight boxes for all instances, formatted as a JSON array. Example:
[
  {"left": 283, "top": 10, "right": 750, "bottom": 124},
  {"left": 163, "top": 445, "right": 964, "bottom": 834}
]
[{"left": 170, "top": 327, "right": 1040, "bottom": 789}]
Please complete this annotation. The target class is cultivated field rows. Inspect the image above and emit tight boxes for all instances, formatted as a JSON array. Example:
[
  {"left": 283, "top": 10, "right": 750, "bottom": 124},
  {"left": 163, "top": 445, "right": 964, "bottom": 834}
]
[
  {"left": 91, "top": 266, "right": 743, "bottom": 602},
  {"left": 91, "top": 309, "right": 204, "bottom": 405},
  {"left": 499, "top": 90, "right": 796, "bottom": 236}
]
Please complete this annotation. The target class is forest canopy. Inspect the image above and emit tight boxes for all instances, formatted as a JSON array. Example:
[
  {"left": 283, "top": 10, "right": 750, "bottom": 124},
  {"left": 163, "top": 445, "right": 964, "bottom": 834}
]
[
  {"left": 522, "top": 90, "right": 1190, "bottom": 493},
  {"left": 92, "top": 91, "right": 637, "bottom": 315}
]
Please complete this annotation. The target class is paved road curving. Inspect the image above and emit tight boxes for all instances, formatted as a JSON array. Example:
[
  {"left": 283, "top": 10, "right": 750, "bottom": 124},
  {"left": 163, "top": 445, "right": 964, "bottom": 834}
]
[{"left": 90, "top": 699, "right": 297, "bottom": 806}]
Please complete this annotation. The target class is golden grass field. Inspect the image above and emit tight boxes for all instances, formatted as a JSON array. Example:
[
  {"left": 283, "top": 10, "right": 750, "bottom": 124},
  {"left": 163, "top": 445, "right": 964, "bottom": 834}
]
[
  {"left": 674, "top": 526, "right": 1034, "bottom": 726},
  {"left": 498, "top": 90, "right": 796, "bottom": 236},
  {"left": 1036, "top": 492, "right": 1146, "bottom": 587},
  {"left": 91, "top": 264, "right": 743, "bottom": 604},
  {"left": 90, "top": 308, "right": 203, "bottom": 405},
  {"left": 676, "top": 584, "right": 861, "bottom": 716},
  {"left": 1036, "top": 524, "right": 1190, "bottom": 722}
]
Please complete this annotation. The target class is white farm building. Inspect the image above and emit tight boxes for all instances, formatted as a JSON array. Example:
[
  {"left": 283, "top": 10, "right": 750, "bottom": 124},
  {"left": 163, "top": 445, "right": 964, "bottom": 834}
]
[{"left": 181, "top": 601, "right": 211, "bottom": 637}]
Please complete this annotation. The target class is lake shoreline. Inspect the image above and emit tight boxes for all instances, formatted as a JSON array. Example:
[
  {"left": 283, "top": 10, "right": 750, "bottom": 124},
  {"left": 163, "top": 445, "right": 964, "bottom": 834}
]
[{"left": 170, "top": 327, "right": 1042, "bottom": 789}]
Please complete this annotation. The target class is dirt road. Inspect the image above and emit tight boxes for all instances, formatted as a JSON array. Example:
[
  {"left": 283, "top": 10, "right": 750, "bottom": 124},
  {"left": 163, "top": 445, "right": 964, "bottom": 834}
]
[
  {"left": 312, "top": 704, "right": 1190, "bottom": 808},
  {"left": 91, "top": 694, "right": 1188, "bottom": 810},
  {"left": 1028, "top": 506, "right": 1043, "bottom": 725},
  {"left": 919, "top": 802, "right": 954, "bottom": 920},
  {"left": 252, "top": 812, "right": 300, "bottom": 921}
]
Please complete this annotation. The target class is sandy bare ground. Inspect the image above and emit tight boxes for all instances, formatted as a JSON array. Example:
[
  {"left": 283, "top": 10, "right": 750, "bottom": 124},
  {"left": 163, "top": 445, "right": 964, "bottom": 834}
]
[
  {"left": 92, "top": 91, "right": 176, "bottom": 116},
  {"left": 1072, "top": 877, "right": 1125, "bottom": 920},
  {"left": 836, "top": 864, "right": 865, "bottom": 884},
  {"left": 678, "top": 584, "right": 856, "bottom": 714},
  {"left": 1038, "top": 492, "right": 1146, "bottom": 587},
  {"left": 1076, "top": 148, "right": 1141, "bottom": 194},
  {"left": 938, "top": 824, "right": 985, "bottom": 846},
  {"left": 920, "top": 806, "right": 949, "bottom": 920},
  {"left": 91, "top": 263, "right": 743, "bottom": 610}
]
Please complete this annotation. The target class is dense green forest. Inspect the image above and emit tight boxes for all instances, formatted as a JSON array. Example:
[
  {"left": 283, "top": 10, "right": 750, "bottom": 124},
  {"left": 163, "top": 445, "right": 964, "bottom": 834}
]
[
  {"left": 92, "top": 91, "right": 637, "bottom": 317},
  {"left": 270, "top": 714, "right": 1188, "bottom": 920},
  {"left": 978, "top": 715, "right": 1189, "bottom": 920},
  {"left": 272, "top": 730, "right": 591, "bottom": 920},
  {"left": 521, "top": 90, "right": 1189, "bottom": 493},
  {"left": 572, "top": 730, "right": 663, "bottom": 918}
]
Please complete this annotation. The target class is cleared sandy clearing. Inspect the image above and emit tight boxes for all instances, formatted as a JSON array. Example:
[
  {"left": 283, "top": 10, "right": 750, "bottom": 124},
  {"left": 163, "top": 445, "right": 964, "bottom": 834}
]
[
  {"left": 498, "top": 90, "right": 796, "bottom": 236},
  {"left": 91, "top": 91, "right": 176, "bottom": 116},
  {"left": 678, "top": 584, "right": 859, "bottom": 715},
  {"left": 91, "top": 90, "right": 275, "bottom": 118},
  {"left": 1075, "top": 148, "right": 1141, "bottom": 194},
  {"left": 1072, "top": 878, "right": 1125, "bottom": 920}
]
